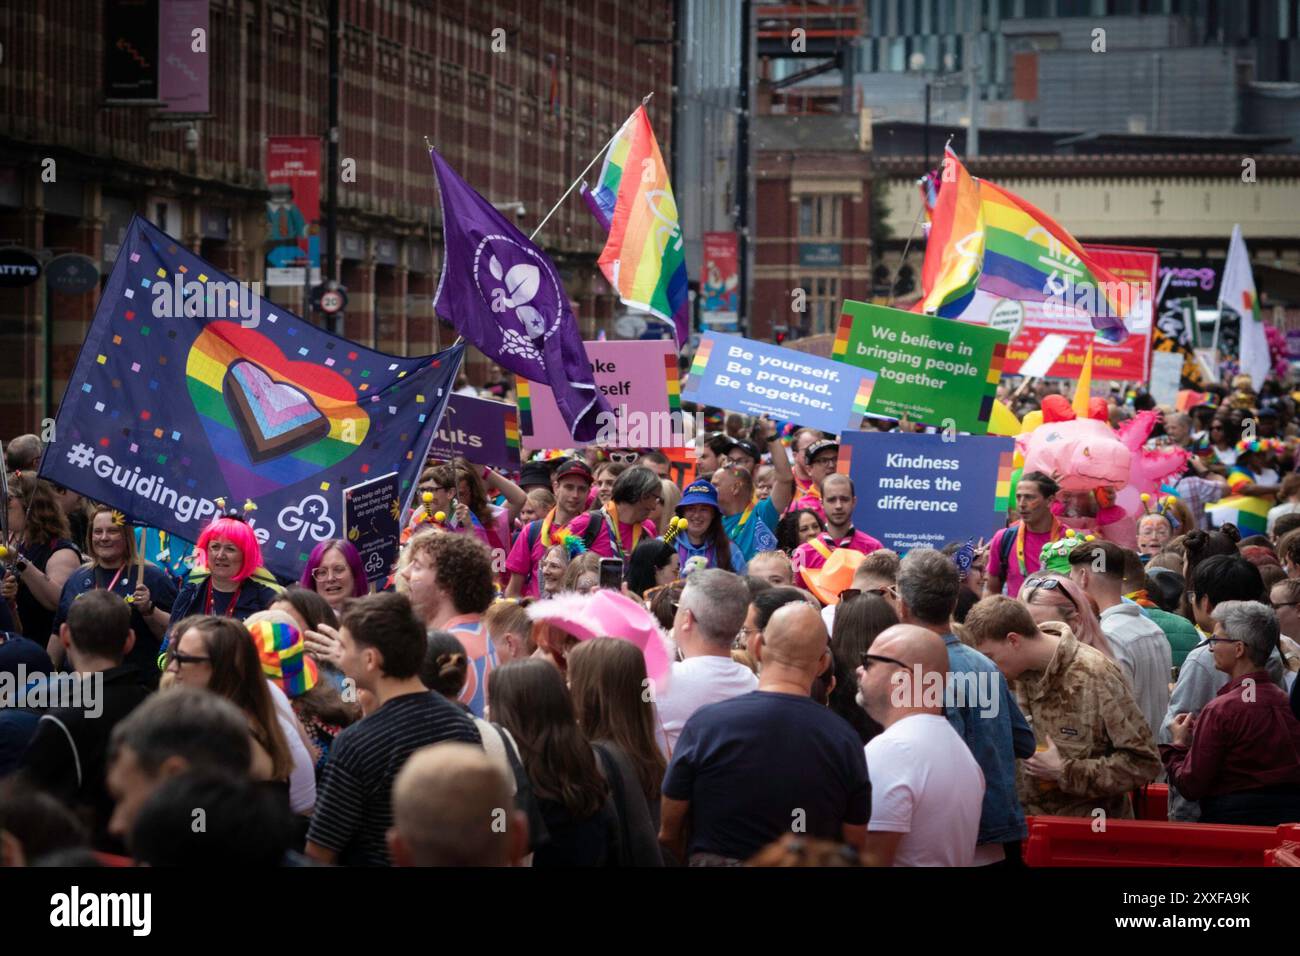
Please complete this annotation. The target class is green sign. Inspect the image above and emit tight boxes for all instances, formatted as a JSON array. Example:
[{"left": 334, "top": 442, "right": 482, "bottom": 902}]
[
  {"left": 831, "top": 299, "right": 1009, "bottom": 434},
  {"left": 799, "top": 243, "right": 841, "bottom": 267}
]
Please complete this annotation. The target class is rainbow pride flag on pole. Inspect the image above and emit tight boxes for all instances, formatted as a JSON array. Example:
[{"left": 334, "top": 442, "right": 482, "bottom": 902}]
[
  {"left": 921, "top": 151, "right": 1133, "bottom": 344},
  {"left": 920, "top": 147, "right": 984, "bottom": 317},
  {"left": 581, "top": 106, "right": 690, "bottom": 346}
]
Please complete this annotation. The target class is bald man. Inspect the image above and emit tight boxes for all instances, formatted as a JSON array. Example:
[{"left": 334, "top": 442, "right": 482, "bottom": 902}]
[
  {"left": 387, "top": 743, "right": 528, "bottom": 866},
  {"left": 5, "top": 433, "right": 41, "bottom": 472},
  {"left": 660, "top": 603, "right": 870, "bottom": 866},
  {"left": 857, "top": 624, "right": 985, "bottom": 867}
]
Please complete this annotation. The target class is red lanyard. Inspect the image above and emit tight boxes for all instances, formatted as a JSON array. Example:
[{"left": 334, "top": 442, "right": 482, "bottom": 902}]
[{"left": 205, "top": 580, "right": 242, "bottom": 617}]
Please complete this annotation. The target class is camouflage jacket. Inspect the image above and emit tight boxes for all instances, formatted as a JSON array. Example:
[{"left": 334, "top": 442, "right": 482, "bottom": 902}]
[{"left": 1013, "top": 622, "right": 1162, "bottom": 819}]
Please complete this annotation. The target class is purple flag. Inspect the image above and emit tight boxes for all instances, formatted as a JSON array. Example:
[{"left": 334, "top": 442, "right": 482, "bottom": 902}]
[{"left": 430, "top": 150, "right": 609, "bottom": 443}]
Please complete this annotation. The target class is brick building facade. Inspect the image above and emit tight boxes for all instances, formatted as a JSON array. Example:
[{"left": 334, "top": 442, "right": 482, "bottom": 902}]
[
  {"left": 0, "top": 0, "right": 674, "bottom": 436},
  {"left": 750, "top": 113, "right": 875, "bottom": 343}
]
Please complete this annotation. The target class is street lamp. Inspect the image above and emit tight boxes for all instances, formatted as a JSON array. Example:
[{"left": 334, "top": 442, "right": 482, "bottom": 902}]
[{"left": 909, "top": 52, "right": 957, "bottom": 172}]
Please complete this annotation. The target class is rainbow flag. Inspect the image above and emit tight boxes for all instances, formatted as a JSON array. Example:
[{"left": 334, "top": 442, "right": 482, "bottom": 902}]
[
  {"left": 581, "top": 106, "right": 689, "bottom": 346},
  {"left": 1206, "top": 466, "right": 1272, "bottom": 537},
  {"left": 920, "top": 147, "right": 983, "bottom": 317},
  {"left": 921, "top": 151, "right": 1133, "bottom": 343}
]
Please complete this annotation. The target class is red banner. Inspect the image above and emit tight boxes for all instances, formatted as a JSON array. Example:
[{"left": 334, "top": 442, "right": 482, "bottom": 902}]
[
  {"left": 700, "top": 231, "right": 739, "bottom": 331},
  {"left": 264, "top": 137, "right": 321, "bottom": 286}
]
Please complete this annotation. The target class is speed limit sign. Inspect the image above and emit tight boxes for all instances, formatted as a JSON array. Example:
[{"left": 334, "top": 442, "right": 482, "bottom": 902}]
[{"left": 316, "top": 286, "right": 347, "bottom": 315}]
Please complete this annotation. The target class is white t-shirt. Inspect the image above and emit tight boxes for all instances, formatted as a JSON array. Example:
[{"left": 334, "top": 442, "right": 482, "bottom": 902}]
[
  {"left": 654, "top": 654, "right": 758, "bottom": 757},
  {"left": 1268, "top": 501, "right": 1300, "bottom": 535},
  {"left": 1099, "top": 603, "right": 1172, "bottom": 737},
  {"left": 864, "top": 713, "right": 985, "bottom": 867},
  {"left": 267, "top": 680, "right": 318, "bottom": 814}
]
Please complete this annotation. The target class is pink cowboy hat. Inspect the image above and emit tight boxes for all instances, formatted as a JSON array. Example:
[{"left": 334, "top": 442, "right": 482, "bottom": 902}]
[{"left": 527, "top": 589, "right": 673, "bottom": 687}]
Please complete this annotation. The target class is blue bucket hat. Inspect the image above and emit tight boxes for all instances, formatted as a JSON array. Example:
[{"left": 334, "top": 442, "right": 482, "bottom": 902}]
[{"left": 676, "top": 480, "right": 720, "bottom": 513}]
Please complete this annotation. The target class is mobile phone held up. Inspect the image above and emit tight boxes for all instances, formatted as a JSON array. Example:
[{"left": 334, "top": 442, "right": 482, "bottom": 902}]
[{"left": 598, "top": 557, "right": 624, "bottom": 592}]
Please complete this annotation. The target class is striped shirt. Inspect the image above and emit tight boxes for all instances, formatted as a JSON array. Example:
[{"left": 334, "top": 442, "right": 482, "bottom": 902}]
[{"left": 305, "top": 691, "right": 482, "bottom": 866}]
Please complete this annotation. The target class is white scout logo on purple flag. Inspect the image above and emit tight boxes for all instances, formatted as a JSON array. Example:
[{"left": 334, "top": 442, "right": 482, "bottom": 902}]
[
  {"left": 472, "top": 235, "right": 563, "bottom": 364},
  {"left": 429, "top": 148, "right": 610, "bottom": 442}
]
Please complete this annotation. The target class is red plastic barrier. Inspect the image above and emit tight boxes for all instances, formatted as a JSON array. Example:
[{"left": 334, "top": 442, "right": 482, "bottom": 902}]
[
  {"left": 1131, "top": 784, "right": 1169, "bottom": 821},
  {"left": 1266, "top": 841, "right": 1300, "bottom": 867},
  {"left": 1023, "top": 815, "right": 1300, "bottom": 867}
]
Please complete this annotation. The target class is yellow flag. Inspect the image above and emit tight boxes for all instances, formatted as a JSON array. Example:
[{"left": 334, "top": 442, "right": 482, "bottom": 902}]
[
  {"left": 1072, "top": 343, "right": 1094, "bottom": 417},
  {"left": 988, "top": 400, "right": 1020, "bottom": 436}
]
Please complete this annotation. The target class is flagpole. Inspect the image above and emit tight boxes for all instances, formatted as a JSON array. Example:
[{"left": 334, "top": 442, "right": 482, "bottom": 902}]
[
  {"left": 1211, "top": 224, "right": 1236, "bottom": 354},
  {"left": 424, "top": 89, "right": 652, "bottom": 352},
  {"left": 423, "top": 136, "right": 464, "bottom": 349},
  {"left": 887, "top": 202, "right": 926, "bottom": 307},
  {"left": 528, "top": 91, "right": 653, "bottom": 242}
]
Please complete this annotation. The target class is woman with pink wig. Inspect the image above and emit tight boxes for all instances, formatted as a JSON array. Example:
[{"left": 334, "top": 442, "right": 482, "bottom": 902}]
[
  {"left": 1017, "top": 572, "right": 1115, "bottom": 660},
  {"left": 163, "top": 515, "right": 283, "bottom": 655},
  {"left": 300, "top": 538, "right": 369, "bottom": 615}
]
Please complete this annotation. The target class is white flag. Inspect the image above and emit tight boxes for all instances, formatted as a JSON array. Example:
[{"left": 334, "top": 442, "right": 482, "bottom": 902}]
[{"left": 1221, "top": 224, "right": 1270, "bottom": 390}]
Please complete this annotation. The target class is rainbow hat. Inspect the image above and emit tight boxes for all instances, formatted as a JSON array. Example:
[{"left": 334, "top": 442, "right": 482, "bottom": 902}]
[{"left": 247, "top": 618, "right": 318, "bottom": 698}]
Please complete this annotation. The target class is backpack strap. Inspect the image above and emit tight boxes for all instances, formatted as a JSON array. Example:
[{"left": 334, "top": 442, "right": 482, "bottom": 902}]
[
  {"left": 494, "top": 722, "right": 550, "bottom": 853},
  {"left": 998, "top": 524, "right": 1018, "bottom": 574},
  {"left": 521, "top": 519, "right": 542, "bottom": 592},
  {"left": 581, "top": 509, "right": 605, "bottom": 550}
]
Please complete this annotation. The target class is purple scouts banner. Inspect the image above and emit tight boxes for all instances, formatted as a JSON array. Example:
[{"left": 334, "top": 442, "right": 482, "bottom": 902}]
[{"left": 425, "top": 394, "right": 521, "bottom": 471}]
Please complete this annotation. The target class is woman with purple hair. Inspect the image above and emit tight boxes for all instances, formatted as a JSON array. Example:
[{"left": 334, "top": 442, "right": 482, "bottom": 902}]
[{"left": 300, "top": 538, "right": 369, "bottom": 616}]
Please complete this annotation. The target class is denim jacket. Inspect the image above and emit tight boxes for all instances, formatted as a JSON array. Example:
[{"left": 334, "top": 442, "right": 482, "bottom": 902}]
[{"left": 943, "top": 634, "right": 1035, "bottom": 845}]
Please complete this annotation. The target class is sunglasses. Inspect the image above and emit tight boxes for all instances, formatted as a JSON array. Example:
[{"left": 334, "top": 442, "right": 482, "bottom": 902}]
[
  {"left": 168, "top": 651, "right": 211, "bottom": 666},
  {"left": 1024, "top": 576, "right": 1080, "bottom": 615},
  {"left": 606, "top": 451, "right": 639, "bottom": 464},
  {"left": 839, "top": 585, "right": 896, "bottom": 603},
  {"left": 1205, "top": 637, "right": 1244, "bottom": 647},
  {"left": 860, "top": 652, "right": 907, "bottom": 670}
]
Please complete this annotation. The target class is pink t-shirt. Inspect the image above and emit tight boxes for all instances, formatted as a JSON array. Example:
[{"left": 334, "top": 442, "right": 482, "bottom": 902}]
[
  {"left": 986, "top": 523, "right": 1054, "bottom": 599},
  {"left": 505, "top": 513, "right": 572, "bottom": 598},
  {"left": 565, "top": 510, "right": 657, "bottom": 561},
  {"left": 788, "top": 492, "right": 827, "bottom": 523},
  {"left": 791, "top": 529, "right": 883, "bottom": 589}
]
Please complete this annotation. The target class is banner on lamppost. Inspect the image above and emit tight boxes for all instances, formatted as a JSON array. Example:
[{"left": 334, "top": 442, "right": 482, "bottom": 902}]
[
  {"left": 700, "top": 232, "right": 739, "bottom": 333},
  {"left": 265, "top": 137, "right": 322, "bottom": 288}
]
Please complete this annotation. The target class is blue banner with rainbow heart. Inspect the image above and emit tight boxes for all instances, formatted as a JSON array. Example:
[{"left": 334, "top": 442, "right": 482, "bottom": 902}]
[{"left": 40, "top": 215, "right": 463, "bottom": 582}]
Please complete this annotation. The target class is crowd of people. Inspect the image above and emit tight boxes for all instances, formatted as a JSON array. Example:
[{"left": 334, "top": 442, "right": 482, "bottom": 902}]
[{"left": 3, "top": 374, "right": 1300, "bottom": 868}]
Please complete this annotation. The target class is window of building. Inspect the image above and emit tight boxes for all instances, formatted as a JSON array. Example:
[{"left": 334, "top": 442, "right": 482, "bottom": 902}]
[
  {"left": 797, "top": 196, "right": 842, "bottom": 238},
  {"left": 798, "top": 276, "right": 841, "bottom": 336}
]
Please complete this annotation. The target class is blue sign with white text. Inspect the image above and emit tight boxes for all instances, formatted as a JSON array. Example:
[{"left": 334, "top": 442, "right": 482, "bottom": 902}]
[
  {"left": 838, "top": 431, "right": 1014, "bottom": 554},
  {"left": 684, "top": 332, "right": 868, "bottom": 436}
]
